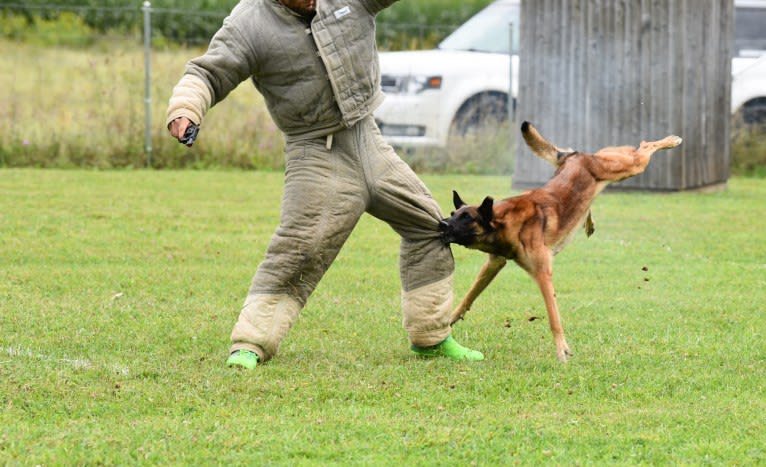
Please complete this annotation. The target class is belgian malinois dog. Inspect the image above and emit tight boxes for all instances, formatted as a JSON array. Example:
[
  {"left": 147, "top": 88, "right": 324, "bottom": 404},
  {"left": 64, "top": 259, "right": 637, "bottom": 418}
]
[{"left": 439, "top": 121, "right": 682, "bottom": 362}]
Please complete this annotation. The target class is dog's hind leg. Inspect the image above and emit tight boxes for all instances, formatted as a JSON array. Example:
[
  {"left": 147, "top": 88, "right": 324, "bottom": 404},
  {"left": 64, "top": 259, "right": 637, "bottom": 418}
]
[
  {"left": 593, "top": 134, "right": 683, "bottom": 181},
  {"left": 450, "top": 254, "right": 507, "bottom": 325}
]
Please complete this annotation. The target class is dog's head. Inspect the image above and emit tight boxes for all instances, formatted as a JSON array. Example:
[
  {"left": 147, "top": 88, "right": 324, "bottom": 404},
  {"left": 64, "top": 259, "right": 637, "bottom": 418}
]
[{"left": 439, "top": 190, "right": 495, "bottom": 247}]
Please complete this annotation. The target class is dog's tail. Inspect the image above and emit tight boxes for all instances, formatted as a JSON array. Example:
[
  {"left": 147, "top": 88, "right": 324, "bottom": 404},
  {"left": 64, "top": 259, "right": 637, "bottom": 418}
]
[{"left": 521, "top": 121, "right": 573, "bottom": 167}]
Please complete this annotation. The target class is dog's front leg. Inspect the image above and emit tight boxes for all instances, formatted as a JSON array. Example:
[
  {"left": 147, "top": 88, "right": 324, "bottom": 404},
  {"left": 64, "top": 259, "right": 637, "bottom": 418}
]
[
  {"left": 529, "top": 256, "right": 572, "bottom": 362},
  {"left": 451, "top": 254, "right": 507, "bottom": 325}
]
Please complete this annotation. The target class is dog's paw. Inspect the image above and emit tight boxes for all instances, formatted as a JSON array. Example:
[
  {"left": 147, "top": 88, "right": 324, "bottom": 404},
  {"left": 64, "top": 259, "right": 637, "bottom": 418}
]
[
  {"left": 668, "top": 135, "right": 683, "bottom": 147},
  {"left": 556, "top": 345, "right": 573, "bottom": 363}
]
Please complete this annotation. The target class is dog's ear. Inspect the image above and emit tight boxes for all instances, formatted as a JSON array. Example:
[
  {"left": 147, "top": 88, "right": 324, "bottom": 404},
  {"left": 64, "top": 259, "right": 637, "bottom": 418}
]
[
  {"left": 452, "top": 190, "right": 467, "bottom": 209},
  {"left": 478, "top": 196, "right": 494, "bottom": 227}
]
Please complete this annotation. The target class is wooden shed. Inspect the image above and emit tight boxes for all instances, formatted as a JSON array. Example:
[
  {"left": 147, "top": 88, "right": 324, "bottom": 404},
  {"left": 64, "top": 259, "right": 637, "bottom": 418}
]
[{"left": 512, "top": 0, "right": 733, "bottom": 191}]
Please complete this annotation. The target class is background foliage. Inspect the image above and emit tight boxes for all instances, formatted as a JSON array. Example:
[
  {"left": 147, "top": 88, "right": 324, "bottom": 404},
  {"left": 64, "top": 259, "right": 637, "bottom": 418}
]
[{"left": 0, "top": 0, "right": 493, "bottom": 48}]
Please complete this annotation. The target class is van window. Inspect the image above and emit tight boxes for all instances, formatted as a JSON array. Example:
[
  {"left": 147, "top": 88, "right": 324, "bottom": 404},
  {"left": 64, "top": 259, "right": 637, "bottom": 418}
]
[
  {"left": 438, "top": 1, "right": 521, "bottom": 55},
  {"left": 734, "top": 6, "right": 766, "bottom": 55}
]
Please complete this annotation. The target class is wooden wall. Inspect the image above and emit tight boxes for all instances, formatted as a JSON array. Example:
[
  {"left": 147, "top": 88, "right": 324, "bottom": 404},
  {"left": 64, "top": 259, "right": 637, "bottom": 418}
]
[{"left": 512, "top": 0, "right": 733, "bottom": 191}]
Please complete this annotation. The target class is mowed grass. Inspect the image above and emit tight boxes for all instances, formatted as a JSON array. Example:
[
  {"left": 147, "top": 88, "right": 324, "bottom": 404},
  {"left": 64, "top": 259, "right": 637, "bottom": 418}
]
[{"left": 1, "top": 169, "right": 765, "bottom": 465}]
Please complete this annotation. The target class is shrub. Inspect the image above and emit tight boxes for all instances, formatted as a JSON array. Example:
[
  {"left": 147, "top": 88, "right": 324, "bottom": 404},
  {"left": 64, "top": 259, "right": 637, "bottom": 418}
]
[
  {"left": 730, "top": 117, "right": 766, "bottom": 177},
  {"left": 0, "top": 0, "right": 494, "bottom": 49},
  {"left": 0, "top": 10, "right": 96, "bottom": 46},
  {"left": 0, "top": 0, "right": 238, "bottom": 46},
  {"left": 402, "top": 122, "right": 515, "bottom": 175}
]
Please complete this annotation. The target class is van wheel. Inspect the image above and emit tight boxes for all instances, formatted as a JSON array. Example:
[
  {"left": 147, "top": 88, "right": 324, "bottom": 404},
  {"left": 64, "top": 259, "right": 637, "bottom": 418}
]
[
  {"left": 742, "top": 98, "right": 766, "bottom": 124},
  {"left": 446, "top": 93, "right": 513, "bottom": 174},
  {"left": 450, "top": 93, "right": 508, "bottom": 137}
]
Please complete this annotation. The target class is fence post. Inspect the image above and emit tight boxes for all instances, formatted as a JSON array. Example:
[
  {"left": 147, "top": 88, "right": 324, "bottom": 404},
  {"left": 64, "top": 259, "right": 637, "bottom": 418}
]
[
  {"left": 508, "top": 22, "right": 516, "bottom": 125},
  {"left": 508, "top": 21, "right": 516, "bottom": 182},
  {"left": 142, "top": 1, "right": 153, "bottom": 167}
]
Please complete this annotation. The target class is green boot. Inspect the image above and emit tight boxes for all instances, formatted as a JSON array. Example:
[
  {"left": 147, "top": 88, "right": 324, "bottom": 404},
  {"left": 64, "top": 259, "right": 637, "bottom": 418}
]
[
  {"left": 226, "top": 349, "right": 259, "bottom": 369},
  {"left": 411, "top": 336, "right": 484, "bottom": 361}
]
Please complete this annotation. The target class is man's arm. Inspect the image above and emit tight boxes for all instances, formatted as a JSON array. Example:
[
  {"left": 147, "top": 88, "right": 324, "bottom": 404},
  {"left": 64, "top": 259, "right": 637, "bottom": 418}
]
[{"left": 166, "top": 75, "right": 212, "bottom": 131}]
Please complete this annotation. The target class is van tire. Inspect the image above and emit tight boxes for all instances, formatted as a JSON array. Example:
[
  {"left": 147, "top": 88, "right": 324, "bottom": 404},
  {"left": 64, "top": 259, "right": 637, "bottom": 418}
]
[
  {"left": 742, "top": 97, "right": 766, "bottom": 124},
  {"left": 450, "top": 93, "right": 508, "bottom": 137}
]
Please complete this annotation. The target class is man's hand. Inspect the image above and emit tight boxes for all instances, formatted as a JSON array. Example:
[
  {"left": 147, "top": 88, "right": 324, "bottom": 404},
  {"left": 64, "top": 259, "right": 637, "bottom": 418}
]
[{"left": 168, "top": 117, "right": 199, "bottom": 147}]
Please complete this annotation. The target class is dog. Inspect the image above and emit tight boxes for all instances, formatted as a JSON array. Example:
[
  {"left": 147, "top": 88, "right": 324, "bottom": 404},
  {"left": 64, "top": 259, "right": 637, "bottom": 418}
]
[{"left": 439, "top": 121, "right": 682, "bottom": 362}]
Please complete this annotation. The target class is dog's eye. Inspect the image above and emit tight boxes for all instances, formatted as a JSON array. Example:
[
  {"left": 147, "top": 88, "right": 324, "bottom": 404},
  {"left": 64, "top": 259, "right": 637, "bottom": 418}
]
[{"left": 450, "top": 211, "right": 455, "bottom": 216}]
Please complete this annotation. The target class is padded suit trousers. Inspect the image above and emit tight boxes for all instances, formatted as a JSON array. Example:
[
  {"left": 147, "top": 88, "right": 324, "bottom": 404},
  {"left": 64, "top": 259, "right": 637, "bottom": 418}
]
[{"left": 229, "top": 116, "right": 455, "bottom": 361}]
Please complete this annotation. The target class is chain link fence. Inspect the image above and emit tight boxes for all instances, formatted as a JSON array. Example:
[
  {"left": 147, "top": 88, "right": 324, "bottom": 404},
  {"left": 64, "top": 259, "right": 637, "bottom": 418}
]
[
  {"left": 0, "top": 2, "right": 461, "bottom": 169},
  {"left": 0, "top": 2, "right": 455, "bottom": 48}
]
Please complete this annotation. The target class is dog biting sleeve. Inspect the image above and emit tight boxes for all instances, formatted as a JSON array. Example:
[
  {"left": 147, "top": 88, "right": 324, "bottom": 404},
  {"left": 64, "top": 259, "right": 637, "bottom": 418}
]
[{"left": 165, "top": 74, "right": 213, "bottom": 128}]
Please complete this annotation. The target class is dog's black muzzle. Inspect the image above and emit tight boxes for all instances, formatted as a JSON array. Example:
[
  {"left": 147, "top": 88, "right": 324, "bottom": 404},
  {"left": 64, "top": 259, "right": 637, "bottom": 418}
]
[{"left": 438, "top": 219, "right": 454, "bottom": 244}]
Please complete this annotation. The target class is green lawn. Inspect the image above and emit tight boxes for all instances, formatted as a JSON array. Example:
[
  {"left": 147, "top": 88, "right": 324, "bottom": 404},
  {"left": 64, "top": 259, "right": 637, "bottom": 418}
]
[{"left": 1, "top": 169, "right": 764, "bottom": 465}]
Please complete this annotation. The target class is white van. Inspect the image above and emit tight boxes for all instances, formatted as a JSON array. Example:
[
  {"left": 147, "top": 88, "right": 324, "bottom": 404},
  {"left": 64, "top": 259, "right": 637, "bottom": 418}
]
[{"left": 375, "top": 0, "right": 519, "bottom": 152}]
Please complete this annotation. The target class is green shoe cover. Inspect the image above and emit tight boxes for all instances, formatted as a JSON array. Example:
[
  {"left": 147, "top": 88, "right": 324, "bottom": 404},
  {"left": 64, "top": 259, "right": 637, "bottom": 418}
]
[
  {"left": 411, "top": 336, "right": 484, "bottom": 361},
  {"left": 226, "top": 349, "right": 259, "bottom": 369}
]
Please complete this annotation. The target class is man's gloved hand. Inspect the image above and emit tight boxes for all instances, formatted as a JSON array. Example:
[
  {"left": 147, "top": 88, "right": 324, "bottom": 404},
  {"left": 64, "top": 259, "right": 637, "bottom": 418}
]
[{"left": 168, "top": 116, "right": 200, "bottom": 147}]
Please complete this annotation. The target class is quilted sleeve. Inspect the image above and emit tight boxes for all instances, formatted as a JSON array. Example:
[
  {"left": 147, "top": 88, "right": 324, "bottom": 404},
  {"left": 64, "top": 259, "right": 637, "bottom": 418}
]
[{"left": 165, "top": 74, "right": 212, "bottom": 127}]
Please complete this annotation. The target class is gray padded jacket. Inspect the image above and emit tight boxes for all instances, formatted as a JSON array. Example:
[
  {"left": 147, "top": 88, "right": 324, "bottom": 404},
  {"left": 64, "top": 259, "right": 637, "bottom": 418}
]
[{"left": 166, "top": 0, "right": 398, "bottom": 140}]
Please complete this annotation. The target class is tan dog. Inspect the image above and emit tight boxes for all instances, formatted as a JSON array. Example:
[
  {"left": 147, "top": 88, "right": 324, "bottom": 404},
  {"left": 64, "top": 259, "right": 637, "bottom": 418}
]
[{"left": 439, "top": 121, "right": 682, "bottom": 362}]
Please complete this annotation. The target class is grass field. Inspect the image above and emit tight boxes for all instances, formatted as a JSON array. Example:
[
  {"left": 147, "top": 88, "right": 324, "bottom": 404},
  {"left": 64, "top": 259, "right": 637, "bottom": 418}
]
[{"left": 1, "top": 169, "right": 765, "bottom": 464}]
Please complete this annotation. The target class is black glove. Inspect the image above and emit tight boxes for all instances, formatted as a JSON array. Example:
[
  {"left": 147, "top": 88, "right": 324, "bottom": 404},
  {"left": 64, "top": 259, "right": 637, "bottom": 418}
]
[{"left": 179, "top": 124, "right": 200, "bottom": 147}]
